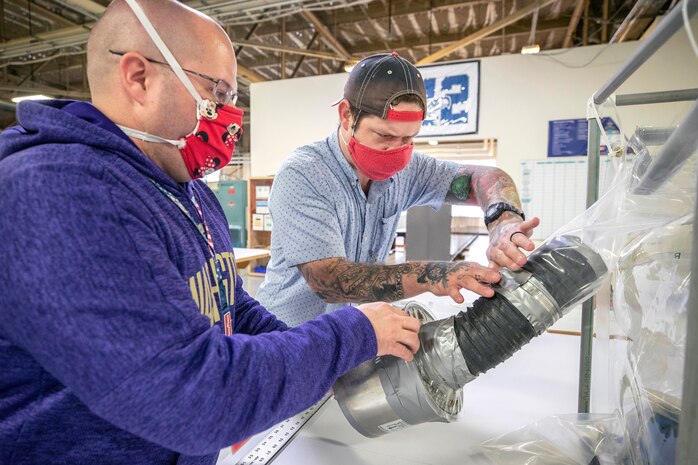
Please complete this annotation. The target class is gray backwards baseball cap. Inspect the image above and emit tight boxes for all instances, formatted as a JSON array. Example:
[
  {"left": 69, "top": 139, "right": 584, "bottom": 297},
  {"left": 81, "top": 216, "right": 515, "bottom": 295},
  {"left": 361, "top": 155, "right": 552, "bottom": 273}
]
[{"left": 338, "top": 52, "right": 427, "bottom": 122}]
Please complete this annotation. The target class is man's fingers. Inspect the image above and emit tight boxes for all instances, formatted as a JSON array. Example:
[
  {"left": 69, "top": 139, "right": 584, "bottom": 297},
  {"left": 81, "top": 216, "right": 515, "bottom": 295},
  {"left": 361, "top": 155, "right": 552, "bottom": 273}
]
[
  {"left": 521, "top": 216, "right": 541, "bottom": 233},
  {"left": 400, "top": 315, "right": 421, "bottom": 333},
  {"left": 392, "top": 343, "right": 414, "bottom": 362},
  {"left": 390, "top": 306, "right": 407, "bottom": 316},
  {"left": 511, "top": 231, "right": 535, "bottom": 251},
  {"left": 472, "top": 266, "right": 501, "bottom": 283},
  {"left": 448, "top": 287, "right": 465, "bottom": 304},
  {"left": 490, "top": 248, "right": 520, "bottom": 270},
  {"left": 467, "top": 280, "right": 495, "bottom": 298},
  {"left": 399, "top": 329, "right": 420, "bottom": 353}
]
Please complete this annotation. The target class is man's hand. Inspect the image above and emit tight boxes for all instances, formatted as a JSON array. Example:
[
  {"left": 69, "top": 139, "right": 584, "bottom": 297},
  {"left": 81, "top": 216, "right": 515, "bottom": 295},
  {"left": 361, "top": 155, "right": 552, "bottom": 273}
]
[
  {"left": 486, "top": 215, "right": 541, "bottom": 271},
  {"left": 415, "top": 262, "right": 501, "bottom": 301},
  {"left": 357, "top": 302, "right": 421, "bottom": 362}
]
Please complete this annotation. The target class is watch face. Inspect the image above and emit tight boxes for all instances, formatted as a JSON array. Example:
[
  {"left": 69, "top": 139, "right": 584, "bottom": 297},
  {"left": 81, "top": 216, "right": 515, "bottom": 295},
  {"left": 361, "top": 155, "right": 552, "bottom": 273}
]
[
  {"left": 485, "top": 204, "right": 500, "bottom": 218},
  {"left": 485, "top": 202, "right": 523, "bottom": 226}
]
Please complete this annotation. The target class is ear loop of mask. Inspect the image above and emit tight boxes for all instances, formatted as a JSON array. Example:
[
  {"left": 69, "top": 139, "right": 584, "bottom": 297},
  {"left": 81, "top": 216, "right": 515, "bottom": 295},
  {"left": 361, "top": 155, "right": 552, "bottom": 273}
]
[
  {"left": 123, "top": 0, "right": 201, "bottom": 105},
  {"left": 338, "top": 105, "right": 359, "bottom": 147},
  {"left": 116, "top": 126, "right": 186, "bottom": 148},
  {"left": 119, "top": 0, "right": 213, "bottom": 147}
]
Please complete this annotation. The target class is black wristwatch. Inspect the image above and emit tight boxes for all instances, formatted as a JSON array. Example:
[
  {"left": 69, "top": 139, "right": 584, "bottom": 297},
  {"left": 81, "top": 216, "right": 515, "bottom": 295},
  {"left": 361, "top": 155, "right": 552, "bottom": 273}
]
[{"left": 484, "top": 202, "right": 525, "bottom": 227}]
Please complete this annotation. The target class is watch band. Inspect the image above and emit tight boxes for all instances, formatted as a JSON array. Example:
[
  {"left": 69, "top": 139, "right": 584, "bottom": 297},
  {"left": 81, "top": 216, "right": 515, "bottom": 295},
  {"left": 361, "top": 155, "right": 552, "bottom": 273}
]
[{"left": 484, "top": 202, "right": 525, "bottom": 227}]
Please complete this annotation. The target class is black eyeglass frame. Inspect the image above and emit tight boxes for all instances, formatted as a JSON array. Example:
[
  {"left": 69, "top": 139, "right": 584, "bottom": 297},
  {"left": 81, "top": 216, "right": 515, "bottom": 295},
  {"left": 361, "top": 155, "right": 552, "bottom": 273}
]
[{"left": 109, "top": 49, "right": 238, "bottom": 106}]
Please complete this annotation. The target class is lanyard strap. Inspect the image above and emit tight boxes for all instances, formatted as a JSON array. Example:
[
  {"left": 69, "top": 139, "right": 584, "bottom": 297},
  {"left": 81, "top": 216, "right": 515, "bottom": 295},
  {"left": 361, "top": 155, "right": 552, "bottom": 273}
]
[{"left": 150, "top": 180, "right": 230, "bottom": 312}]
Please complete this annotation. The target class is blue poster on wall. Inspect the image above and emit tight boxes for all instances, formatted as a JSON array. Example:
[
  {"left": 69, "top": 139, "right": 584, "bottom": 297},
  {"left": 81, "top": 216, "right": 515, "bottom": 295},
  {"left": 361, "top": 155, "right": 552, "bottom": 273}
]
[
  {"left": 548, "top": 117, "right": 620, "bottom": 157},
  {"left": 417, "top": 60, "right": 480, "bottom": 137}
]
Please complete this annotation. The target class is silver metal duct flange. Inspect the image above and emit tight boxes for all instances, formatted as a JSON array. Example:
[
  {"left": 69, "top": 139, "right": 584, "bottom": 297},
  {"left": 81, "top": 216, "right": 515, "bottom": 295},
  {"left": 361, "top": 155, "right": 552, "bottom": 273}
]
[{"left": 333, "top": 302, "right": 463, "bottom": 437}]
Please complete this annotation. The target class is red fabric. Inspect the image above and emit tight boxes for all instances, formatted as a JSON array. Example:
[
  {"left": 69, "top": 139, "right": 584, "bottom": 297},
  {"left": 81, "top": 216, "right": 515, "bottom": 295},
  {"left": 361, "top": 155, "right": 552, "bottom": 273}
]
[
  {"left": 348, "top": 136, "right": 413, "bottom": 181},
  {"left": 386, "top": 108, "right": 424, "bottom": 122},
  {"left": 180, "top": 100, "right": 245, "bottom": 179}
]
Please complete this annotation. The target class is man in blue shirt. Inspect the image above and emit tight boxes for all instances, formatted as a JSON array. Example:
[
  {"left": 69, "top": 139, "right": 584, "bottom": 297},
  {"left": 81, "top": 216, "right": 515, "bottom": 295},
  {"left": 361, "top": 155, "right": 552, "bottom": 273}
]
[
  {"left": 0, "top": 2, "right": 421, "bottom": 464},
  {"left": 257, "top": 53, "right": 540, "bottom": 326}
]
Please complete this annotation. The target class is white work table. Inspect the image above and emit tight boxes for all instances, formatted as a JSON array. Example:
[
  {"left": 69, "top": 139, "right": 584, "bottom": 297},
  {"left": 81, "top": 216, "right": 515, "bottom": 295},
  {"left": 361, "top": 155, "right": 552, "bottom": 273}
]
[
  {"left": 233, "top": 247, "right": 270, "bottom": 269},
  {"left": 219, "top": 292, "right": 581, "bottom": 465}
]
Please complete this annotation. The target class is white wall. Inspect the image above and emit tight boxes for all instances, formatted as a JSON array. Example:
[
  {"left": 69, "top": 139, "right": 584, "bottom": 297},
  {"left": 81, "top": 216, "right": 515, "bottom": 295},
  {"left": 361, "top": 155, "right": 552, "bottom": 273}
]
[{"left": 250, "top": 21, "right": 698, "bottom": 183}]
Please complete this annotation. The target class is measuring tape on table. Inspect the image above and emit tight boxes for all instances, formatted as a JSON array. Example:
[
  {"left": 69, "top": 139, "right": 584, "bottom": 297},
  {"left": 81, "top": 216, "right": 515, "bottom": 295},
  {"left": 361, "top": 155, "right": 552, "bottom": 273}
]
[{"left": 235, "top": 393, "right": 332, "bottom": 465}]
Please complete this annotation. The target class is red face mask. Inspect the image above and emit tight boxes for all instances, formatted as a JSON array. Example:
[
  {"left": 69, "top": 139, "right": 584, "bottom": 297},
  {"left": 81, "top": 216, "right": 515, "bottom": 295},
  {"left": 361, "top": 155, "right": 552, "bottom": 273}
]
[
  {"left": 343, "top": 133, "right": 414, "bottom": 181},
  {"left": 180, "top": 100, "right": 244, "bottom": 179},
  {"left": 119, "top": 99, "right": 244, "bottom": 180}
]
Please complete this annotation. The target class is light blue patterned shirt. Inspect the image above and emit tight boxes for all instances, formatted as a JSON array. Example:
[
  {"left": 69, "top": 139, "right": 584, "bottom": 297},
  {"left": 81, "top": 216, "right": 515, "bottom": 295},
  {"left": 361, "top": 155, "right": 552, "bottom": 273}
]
[{"left": 255, "top": 130, "right": 461, "bottom": 326}]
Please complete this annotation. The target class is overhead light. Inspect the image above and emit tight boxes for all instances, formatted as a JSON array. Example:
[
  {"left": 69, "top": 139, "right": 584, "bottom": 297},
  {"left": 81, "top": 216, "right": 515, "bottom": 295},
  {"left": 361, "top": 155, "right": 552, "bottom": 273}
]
[
  {"left": 521, "top": 44, "right": 541, "bottom": 55},
  {"left": 428, "top": 140, "right": 439, "bottom": 146},
  {"left": 11, "top": 94, "right": 53, "bottom": 103},
  {"left": 521, "top": 7, "right": 540, "bottom": 55},
  {"left": 344, "top": 62, "right": 357, "bottom": 73}
]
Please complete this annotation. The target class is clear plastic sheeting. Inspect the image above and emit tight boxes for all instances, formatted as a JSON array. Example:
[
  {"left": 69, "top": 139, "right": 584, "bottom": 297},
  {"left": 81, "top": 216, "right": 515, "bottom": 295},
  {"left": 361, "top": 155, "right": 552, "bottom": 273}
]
[
  {"left": 580, "top": 96, "right": 694, "bottom": 464},
  {"left": 464, "top": 414, "right": 629, "bottom": 465},
  {"left": 609, "top": 214, "right": 691, "bottom": 465}
]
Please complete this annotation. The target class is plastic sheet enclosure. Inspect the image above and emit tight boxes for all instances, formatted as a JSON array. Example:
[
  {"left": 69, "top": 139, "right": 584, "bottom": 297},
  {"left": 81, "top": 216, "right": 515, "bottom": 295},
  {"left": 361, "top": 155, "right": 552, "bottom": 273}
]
[{"left": 469, "top": 98, "right": 695, "bottom": 463}]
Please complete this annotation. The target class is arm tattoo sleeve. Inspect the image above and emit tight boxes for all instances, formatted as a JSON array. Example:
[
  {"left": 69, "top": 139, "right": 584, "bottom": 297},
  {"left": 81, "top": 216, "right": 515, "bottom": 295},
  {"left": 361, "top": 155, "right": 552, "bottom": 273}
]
[
  {"left": 299, "top": 259, "right": 473, "bottom": 304},
  {"left": 299, "top": 259, "right": 417, "bottom": 303},
  {"left": 445, "top": 165, "right": 523, "bottom": 210},
  {"left": 445, "top": 166, "right": 474, "bottom": 205}
]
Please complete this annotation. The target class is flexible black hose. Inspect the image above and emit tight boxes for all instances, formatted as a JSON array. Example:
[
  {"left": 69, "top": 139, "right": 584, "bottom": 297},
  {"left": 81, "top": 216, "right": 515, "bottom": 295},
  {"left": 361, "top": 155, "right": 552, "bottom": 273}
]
[
  {"left": 453, "top": 235, "right": 607, "bottom": 377},
  {"left": 453, "top": 294, "right": 536, "bottom": 376}
]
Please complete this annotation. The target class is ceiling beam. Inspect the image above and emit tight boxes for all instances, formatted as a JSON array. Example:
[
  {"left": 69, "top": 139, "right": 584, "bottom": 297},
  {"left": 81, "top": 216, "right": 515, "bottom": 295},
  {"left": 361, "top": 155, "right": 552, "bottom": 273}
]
[
  {"left": 610, "top": 0, "right": 667, "bottom": 43},
  {"left": 250, "top": 0, "right": 482, "bottom": 37},
  {"left": 236, "top": 64, "right": 266, "bottom": 84},
  {"left": 417, "top": 0, "right": 561, "bottom": 64},
  {"left": 563, "top": 0, "right": 587, "bottom": 48},
  {"left": 0, "top": 24, "right": 93, "bottom": 59},
  {"left": 243, "top": 24, "right": 568, "bottom": 69},
  {"left": 345, "top": 21, "right": 567, "bottom": 56},
  {"left": 9, "top": 0, "right": 77, "bottom": 28},
  {"left": 232, "top": 38, "right": 346, "bottom": 61},
  {"left": 291, "top": 30, "right": 319, "bottom": 78},
  {"left": 53, "top": 0, "right": 105, "bottom": 19},
  {"left": 300, "top": 9, "right": 352, "bottom": 61}
]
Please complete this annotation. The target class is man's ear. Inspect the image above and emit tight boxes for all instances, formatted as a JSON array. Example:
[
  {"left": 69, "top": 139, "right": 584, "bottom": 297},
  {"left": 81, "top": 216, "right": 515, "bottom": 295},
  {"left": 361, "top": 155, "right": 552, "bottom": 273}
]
[
  {"left": 337, "top": 99, "right": 354, "bottom": 132},
  {"left": 118, "top": 52, "right": 153, "bottom": 106}
]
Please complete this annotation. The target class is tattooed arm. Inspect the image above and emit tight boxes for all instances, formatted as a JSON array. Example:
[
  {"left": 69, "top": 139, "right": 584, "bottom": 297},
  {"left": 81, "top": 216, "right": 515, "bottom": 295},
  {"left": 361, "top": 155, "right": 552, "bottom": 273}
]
[
  {"left": 298, "top": 258, "right": 500, "bottom": 304},
  {"left": 445, "top": 165, "right": 522, "bottom": 208},
  {"left": 444, "top": 165, "right": 540, "bottom": 270}
]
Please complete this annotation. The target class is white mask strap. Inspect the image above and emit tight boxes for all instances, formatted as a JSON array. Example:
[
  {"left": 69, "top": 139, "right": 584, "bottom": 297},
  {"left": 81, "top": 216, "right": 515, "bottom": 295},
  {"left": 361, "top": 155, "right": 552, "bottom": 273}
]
[
  {"left": 117, "top": 125, "right": 186, "bottom": 149},
  {"left": 123, "top": 0, "right": 201, "bottom": 104}
]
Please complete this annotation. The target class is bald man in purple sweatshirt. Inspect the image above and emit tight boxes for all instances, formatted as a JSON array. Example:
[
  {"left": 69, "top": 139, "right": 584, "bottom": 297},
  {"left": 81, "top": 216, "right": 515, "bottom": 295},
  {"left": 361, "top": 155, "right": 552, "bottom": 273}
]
[{"left": 0, "top": 1, "right": 421, "bottom": 464}]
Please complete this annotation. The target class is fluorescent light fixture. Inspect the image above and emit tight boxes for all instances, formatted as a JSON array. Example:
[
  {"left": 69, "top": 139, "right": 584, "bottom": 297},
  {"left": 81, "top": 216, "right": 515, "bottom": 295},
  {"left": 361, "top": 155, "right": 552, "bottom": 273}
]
[
  {"left": 344, "top": 63, "right": 356, "bottom": 73},
  {"left": 11, "top": 94, "right": 53, "bottom": 103},
  {"left": 428, "top": 140, "right": 439, "bottom": 146},
  {"left": 521, "top": 44, "right": 541, "bottom": 55}
]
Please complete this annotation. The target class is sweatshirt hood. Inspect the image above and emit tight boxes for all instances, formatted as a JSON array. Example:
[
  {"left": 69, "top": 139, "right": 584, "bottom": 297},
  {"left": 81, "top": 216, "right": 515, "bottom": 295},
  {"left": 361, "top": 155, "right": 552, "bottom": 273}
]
[{"left": 0, "top": 99, "right": 177, "bottom": 187}]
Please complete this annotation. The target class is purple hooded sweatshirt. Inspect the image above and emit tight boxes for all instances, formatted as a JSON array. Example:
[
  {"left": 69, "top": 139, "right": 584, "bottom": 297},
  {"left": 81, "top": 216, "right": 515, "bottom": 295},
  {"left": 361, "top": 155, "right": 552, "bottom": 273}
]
[{"left": 0, "top": 100, "right": 377, "bottom": 465}]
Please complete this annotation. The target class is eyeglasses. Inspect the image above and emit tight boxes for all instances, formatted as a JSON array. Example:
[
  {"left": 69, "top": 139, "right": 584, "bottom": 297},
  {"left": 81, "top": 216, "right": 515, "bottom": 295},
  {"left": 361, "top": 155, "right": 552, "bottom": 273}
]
[{"left": 109, "top": 50, "right": 238, "bottom": 106}]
